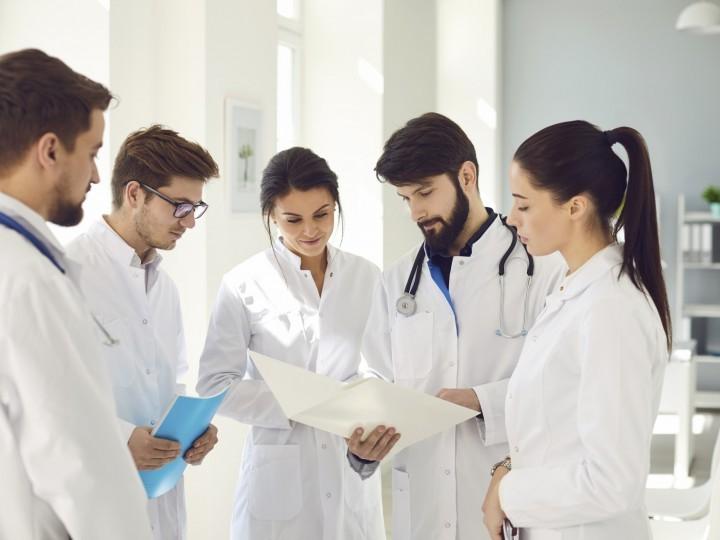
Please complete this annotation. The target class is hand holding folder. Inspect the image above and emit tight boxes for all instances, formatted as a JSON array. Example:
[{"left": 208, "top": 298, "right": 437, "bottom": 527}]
[
  {"left": 139, "top": 387, "right": 228, "bottom": 498},
  {"left": 249, "top": 350, "right": 479, "bottom": 458}
]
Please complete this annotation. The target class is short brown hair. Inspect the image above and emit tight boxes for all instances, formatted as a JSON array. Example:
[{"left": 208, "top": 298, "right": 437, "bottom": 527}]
[
  {"left": 111, "top": 125, "right": 219, "bottom": 209},
  {"left": 0, "top": 48, "right": 112, "bottom": 175}
]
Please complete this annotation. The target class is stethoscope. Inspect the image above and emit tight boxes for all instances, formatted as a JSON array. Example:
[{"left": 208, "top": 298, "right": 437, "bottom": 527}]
[
  {"left": 395, "top": 216, "right": 535, "bottom": 339},
  {"left": 0, "top": 211, "right": 120, "bottom": 347}
]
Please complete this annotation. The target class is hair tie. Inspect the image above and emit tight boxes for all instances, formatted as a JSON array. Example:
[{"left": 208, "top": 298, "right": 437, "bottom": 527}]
[{"left": 604, "top": 130, "right": 617, "bottom": 146}]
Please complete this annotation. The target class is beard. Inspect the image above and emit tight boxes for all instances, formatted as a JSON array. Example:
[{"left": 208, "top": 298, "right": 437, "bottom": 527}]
[
  {"left": 419, "top": 182, "right": 470, "bottom": 253},
  {"left": 134, "top": 204, "right": 178, "bottom": 251},
  {"left": 49, "top": 172, "right": 87, "bottom": 226}
]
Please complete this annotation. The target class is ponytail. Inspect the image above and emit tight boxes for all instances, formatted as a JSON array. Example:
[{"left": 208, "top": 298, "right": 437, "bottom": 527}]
[
  {"left": 610, "top": 128, "right": 672, "bottom": 349},
  {"left": 514, "top": 120, "right": 672, "bottom": 350}
]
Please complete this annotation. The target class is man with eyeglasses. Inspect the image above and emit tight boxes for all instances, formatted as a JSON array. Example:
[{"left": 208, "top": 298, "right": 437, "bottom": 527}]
[{"left": 67, "top": 125, "right": 219, "bottom": 540}]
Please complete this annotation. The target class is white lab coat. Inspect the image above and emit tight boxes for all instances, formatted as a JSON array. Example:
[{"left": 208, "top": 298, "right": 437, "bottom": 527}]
[
  {"left": 499, "top": 244, "right": 667, "bottom": 540},
  {"left": 197, "top": 239, "right": 385, "bottom": 540},
  {"left": 67, "top": 218, "right": 189, "bottom": 540},
  {"left": 362, "top": 216, "right": 565, "bottom": 540},
  {"left": 0, "top": 193, "right": 152, "bottom": 540}
]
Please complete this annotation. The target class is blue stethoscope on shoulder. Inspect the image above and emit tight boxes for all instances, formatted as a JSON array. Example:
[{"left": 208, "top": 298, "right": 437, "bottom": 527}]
[
  {"left": 0, "top": 211, "right": 119, "bottom": 346},
  {"left": 395, "top": 215, "right": 535, "bottom": 339}
]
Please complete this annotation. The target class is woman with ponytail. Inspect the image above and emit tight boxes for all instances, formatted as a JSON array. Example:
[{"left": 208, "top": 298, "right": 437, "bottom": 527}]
[{"left": 481, "top": 121, "right": 670, "bottom": 540}]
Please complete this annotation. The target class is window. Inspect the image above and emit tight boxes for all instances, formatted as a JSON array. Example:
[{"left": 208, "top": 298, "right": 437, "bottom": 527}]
[{"left": 277, "top": 1, "right": 302, "bottom": 151}]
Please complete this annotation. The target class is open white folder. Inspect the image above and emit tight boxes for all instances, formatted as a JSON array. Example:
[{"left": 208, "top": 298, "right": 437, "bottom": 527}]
[{"left": 249, "top": 350, "right": 479, "bottom": 458}]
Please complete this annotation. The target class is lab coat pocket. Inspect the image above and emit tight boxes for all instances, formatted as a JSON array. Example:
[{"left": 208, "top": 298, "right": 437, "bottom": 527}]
[
  {"left": 392, "top": 311, "right": 433, "bottom": 380},
  {"left": 392, "top": 468, "right": 411, "bottom": 540},
  {"left": 94, "top": 318, "right": 134, "bottom": 388},
  {"left": 248, "top": 444, "right": 302, "bottom": 521}
]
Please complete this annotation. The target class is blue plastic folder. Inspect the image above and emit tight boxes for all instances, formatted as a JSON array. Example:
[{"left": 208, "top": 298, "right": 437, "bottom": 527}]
[{"left": 139, "top": 387, "right": 228, "bottom": 499}]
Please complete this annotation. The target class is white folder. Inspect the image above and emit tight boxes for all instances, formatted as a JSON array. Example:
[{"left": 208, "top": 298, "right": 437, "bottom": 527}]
[{"left": 249, "top": 350, "right": 479, "bottom": 457}]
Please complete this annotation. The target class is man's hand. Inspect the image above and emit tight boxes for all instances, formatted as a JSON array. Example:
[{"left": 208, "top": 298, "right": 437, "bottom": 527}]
[
  {"left": 482, "top": 466, "right": 510, "bottom": 540},
  {"left": 185, "top": 424, "right": 219, "bottom": 465},
  {"left": 346, "top": 425, "right": 401, "bottom": 462},
  {"left": 128, "top": 426, "right": 180, "bottom": 471},
  {"left": 436, "top": 388, "right": 481, "bottom": 412}
]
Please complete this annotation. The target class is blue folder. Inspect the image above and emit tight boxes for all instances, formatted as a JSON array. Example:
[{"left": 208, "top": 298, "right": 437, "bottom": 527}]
[{"left": 140, "top": 387, "right": 228, "bottom": 499}]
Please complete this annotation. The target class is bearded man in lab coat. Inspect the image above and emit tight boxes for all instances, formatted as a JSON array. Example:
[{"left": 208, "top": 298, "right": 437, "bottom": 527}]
[
  {"left": 0, "top": 48, "right": 153, "bottom": 539},
  {"left": 67, "top": 125, "right": 220, "bottom": 539},
  {"left": 347, "top": 113, "right": 564, "bottom": 540}
]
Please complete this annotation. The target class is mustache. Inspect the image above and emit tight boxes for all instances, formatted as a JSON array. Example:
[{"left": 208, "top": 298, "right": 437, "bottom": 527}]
[{"left": 418, "top": 218, "right": 446, "bottom": 230}]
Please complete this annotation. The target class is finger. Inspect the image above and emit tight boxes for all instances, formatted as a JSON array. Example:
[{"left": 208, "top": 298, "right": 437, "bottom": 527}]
[
  {"left": 375, "top": 433, "right": 401, "bottom": 461},
  {"left": 368, "top": 427, "right": 396, "bottom": 458},
  {"left": 359, "top": 426, "right": 386, "bottom": 451},
  {"left": 148, "top": 447, "right": 181, "bottom": 459},
  {"left": 151, "top": 437, "right": 181, "bottom": 451},
  {"left": 347, "top": 428, "right": 365, "bottom": 453}
]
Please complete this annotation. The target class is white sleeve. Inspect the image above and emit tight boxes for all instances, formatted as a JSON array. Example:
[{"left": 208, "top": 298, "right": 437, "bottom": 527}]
[
  {"left": 3, "top": 273, "right": 152, "bottom": 540},
  {"left": 473, "top": 378, "right": 509, "bottom": 446},
  {"left": 499, "top": 301, "right": 659, "bottom": 529},
  {"left": 196, "top": 276, "right": 291, "bottom": 429},
  {"left": 172, "top": 283, "right": 189, "bottom": 395},
  {"left": 359, "top": 277, "right": 395, "bottom": 383}
]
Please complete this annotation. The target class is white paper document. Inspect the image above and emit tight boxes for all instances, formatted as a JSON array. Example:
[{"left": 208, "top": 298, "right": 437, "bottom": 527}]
[{"left": 249, "top": 350, "right": 479, "bottom": 457}]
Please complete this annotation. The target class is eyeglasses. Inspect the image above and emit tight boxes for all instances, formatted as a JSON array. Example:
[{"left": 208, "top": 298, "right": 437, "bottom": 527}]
[{"left": 128, "top": 181, "right": 209, "bottom": 219}]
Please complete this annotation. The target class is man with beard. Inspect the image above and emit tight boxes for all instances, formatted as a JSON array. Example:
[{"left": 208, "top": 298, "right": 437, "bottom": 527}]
[
  {"left": 66, "top": 126, "right": 219, "bottom": 539},
  {"left": 0, "top": 49, "right": 153, "bottom": 539},
  {"left": 347, "top": 113, "right": 564, "bottom": 540}
]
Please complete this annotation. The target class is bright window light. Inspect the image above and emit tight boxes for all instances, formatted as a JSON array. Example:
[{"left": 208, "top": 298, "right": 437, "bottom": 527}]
[
  {"left": 277, "top": 43, "right": 296, "bottom": 151},
  {"left": 277, "top": 0, "right": 297, "bottom": 19}
]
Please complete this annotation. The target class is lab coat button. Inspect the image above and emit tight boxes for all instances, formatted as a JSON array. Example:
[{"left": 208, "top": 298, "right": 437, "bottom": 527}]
[
  {"left": 459, "top": 260, "right": 465, "bottom": 266},
  {"left": 449, "top": 361, "right": 456, "bottom": 367},
  {"left": 321, "top": 443, "right": 327, "bottom": 450},
  {"left": 326, "top": 492, "right": 332, "bottom": 499},
  {"left": 146, "top": 368, "right": 151, "bottom": 375},
  {"left": 444, "top": 522, "right": 451, "bottom": 528},
  {"left": 150, "top": 420, "right": 156, "bottom": 426},
  {"left": 444, "top": 469, "right": 451, "bottom": 475},
  {"left": 142, "top": 319, "right": 148, "bottom": 325},
  {"left": 513, "top": 446, "right": 519, "bottom": 453}
]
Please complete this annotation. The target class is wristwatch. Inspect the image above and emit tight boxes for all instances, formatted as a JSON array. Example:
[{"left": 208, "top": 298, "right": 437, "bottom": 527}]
[{"left": 490, "top": 456, "right": 512, "bottom": 477}]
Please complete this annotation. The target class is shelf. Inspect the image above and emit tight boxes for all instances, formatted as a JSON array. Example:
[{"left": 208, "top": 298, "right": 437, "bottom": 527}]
[
  {"left": 695, "top": 391, "right": 720, "bottom": 409},
  {"left": 683, "top": 304, "right": 720, "bottom": 318},
  {"left": 685, "top": 212, "right": 720, "bottom": 224},
  {"left": 684, "top": 262, "right": 720, "bottom": 270}
]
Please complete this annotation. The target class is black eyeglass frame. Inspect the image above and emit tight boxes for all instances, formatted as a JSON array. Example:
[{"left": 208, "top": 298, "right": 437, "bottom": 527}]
[{"left": 126, "top": 180, "right": 209, "bottom": 219}]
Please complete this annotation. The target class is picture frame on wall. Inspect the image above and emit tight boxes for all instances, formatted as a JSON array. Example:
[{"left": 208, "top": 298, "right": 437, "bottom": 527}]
[{"left": 225, "top": 99, "right": 262, "bottom": 213}]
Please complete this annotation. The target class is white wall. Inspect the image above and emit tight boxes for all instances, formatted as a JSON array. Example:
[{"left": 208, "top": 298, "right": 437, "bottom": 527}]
[
  {"left": 382, "top": 0, "right": 438, "bottom": 266},
  {"left": 0, "top": 0, "right": 111, "bottom": 244},
  {"left": 303, "top": 0, "right": 384, "bottom": 266},
  {"left": 436, "top": 0, "right": 500, "bottom": 209}
]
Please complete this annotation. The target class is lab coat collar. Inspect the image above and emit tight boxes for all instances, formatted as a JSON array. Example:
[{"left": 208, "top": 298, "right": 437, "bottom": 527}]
[
  {"left": 89, "top": 217, "right": 163, "bottom": 271},
  {"left": 274, "top": 236, "right": 338, "bottom": 272},
  {"left": 0, "top": 192, "right": 66, "bottom": 259},
  {"left": 557, "top": 243, "right": 623, "bottom": 301}
]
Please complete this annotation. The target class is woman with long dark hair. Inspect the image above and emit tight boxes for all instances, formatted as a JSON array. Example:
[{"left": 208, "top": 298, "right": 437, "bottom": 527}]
[
  {"left": 481, "top": 121, "right": 670, "bottom": 540},
  {"left": 197, "top": 147, "right": 386, "bottom": 539}
]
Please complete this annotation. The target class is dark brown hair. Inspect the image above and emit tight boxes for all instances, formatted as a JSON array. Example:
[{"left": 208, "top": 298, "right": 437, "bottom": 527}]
[
  {"left": 0, "top": 48, "right": 112, "bottom": 175},
  {"left": 375, "top": 112, "right": 479, "bottom": 189},
  {"left": 514, "top": 120, "right": 671, "bottom": 349},
  {"left": 111, "top": 125, "right": 219, "bottom": 209}
]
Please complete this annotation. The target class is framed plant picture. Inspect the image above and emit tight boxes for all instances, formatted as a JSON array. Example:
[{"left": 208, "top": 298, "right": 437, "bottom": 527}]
[{"left": 225, "top": 99, "right": 262, "bottom": 213}]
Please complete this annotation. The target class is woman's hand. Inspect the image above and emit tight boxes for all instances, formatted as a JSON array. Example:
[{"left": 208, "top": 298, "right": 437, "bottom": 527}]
[{"left": 482, "top": 466, "right": 510, "bottom": 540}]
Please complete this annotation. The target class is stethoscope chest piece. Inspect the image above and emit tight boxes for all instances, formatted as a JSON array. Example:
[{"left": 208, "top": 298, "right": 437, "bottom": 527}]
[{"left": 396, "top": 293, "right": 417, "bottom": 317}]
